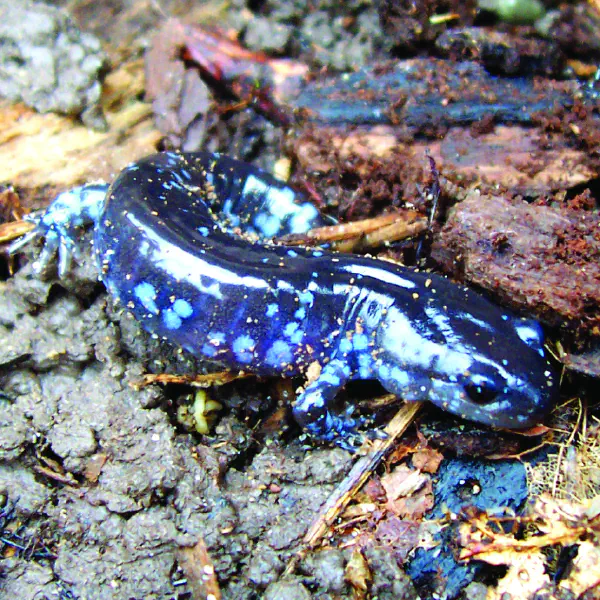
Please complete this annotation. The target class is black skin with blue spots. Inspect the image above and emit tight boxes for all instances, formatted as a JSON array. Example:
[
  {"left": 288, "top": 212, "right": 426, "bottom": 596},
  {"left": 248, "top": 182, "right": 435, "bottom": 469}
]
[{"left": 11, "top": 152, "right": 558, "bottom": 447}]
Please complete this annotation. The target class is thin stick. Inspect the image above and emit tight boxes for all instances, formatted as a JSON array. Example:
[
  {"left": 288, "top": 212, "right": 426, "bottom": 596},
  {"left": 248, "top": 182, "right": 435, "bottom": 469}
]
[{"left": 284, "top": 401, "right": 424, "bottom": 575}]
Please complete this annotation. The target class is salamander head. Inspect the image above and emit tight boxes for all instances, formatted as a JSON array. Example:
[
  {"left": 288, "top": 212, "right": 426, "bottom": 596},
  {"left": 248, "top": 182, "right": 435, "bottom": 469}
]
[{"left": 374, "top": 297, "right": 557, "bottom": 429}]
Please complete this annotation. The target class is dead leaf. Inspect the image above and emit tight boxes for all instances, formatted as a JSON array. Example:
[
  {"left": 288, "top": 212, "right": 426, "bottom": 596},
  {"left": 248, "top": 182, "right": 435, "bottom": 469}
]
[
  {"left": 558, "top": 540, "right": 600, "bottom": 596},
  {"left": 345, "top": 548, "right": 370, "bottom": 595},
  {"left": 411, "top": 447, "right": 444, "bottom": 473},
  {"left": 380, "top": 464, "right": 433, "bottom": 518}
]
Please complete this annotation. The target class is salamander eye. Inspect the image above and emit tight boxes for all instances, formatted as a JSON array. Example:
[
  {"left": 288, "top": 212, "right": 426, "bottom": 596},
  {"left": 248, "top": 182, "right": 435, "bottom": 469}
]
[{"left": 464, "top": 375, "right": 499, "bottom": 405}]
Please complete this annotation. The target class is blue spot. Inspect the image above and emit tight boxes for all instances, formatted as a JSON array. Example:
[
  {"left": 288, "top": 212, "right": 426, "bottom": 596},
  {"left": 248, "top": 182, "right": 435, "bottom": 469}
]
[
  {"left": 298, "top": 290, "right": 314, "bottom": 305},
  {"left": 255, "top": 213, "right": 281, "bottom": 237},
  {"left": 294, "top": 307, "right": 306, "bottom": 320},
  {"left": 391, "top": 367, "right": 410, "bottom": 388},
  {"left": 358, "top": 354, "right": 372, "bottom": 378},
  {"left": 134, "top": 282, "right": 158, "bottom": 314},
  {"left": 339, "top": 338, "right": 352, "bottom": 354},
  {"left": 321, "top": 371, "right": 340, "bottom": 387},
  {"left": 301, "top": 203, "right": 318, "bottom": 218},
  {"left": 223, "top": 200, "right": 241, "bottom": 227},
  {"left": 276, "top": 280, "right": 295, "bottom": 292},
  {"left": 163, "top": 309, "right": 182, "bottom": 330},
  {"left": 266, "top": 303, "right": 279, "bottom": 317},
  {"left": 312, "top": 251, "right": 323, "bottom": 257},
  {"left": 353, "top": 333, "right": 369, "bottom": 351},
  {"left": 266, "top": 340, "right": 292, "bottom": 366},
  {"left": 202, "top": 331, "right": 225, "bottom": 358},
  {"left": 173, "top": 298, "right": 193, "bottom": 318},
  {"left": 197, "top": 226, "right": 209, "bottom": 236},
  {"left": 378, "top": 364, "right": 390, "bottom": 380},
  {"left": 289, "top": 203, "right": 319, "bottom": 233},
  {"left": 202, "top": 343, "right": 218, "bottom": 357},
  {"left": 232, "top": 335, "right": 255, "bottom": 364},
  {"left": 209, "top": 331, "right": 226, "bottom": 344},
  {"left": 287, "top": 249, "right": 298, "bottom": 257},
  {"left": 284, "top": 322, "right": 299, "bottom": 338},
  {"left": 290, "top": 330, "right": 304, "bottom": 344},
  {"left": 358, "top": 354, "right": 371, "bottom": 368}
]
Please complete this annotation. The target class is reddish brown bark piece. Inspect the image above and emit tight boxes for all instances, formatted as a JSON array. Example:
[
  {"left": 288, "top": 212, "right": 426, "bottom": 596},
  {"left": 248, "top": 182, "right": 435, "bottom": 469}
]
[
  {"left": 431, "top": 192, "right": 600, "bottom": 336},
  {"left": 145, "top": 19, "right": 211, "bottom": 150},
  {"left": 146, "top": 20, "right": 308, "bottom": 145},
  {"left": 427, "top": 125, "right": 596, "bottom": 195},
  {"left": 562, "top": 347, "right": 600, "bottom": 378},
  {"left": 293, "top": 124, "right": 595, "bottom": 197}
]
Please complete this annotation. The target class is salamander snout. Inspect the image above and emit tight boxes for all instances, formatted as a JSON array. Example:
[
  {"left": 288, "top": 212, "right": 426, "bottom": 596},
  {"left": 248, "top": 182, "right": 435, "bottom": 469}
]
[
  {"left": 436, "top": 356, "right": 558, "bottom": 429},
  {"left": 375, "top": 302, "right": 558, "bottom": 429}
]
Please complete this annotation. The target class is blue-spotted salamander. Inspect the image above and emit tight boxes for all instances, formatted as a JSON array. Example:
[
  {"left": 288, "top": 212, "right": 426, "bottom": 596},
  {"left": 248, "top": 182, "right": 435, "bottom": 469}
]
[{"left": 10, "top": 152, "right": 557, "bottom": 447}]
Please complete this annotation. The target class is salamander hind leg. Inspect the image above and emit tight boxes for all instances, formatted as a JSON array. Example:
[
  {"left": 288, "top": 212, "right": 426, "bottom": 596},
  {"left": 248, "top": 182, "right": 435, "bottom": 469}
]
[{"left": 292, "top": 359, "right": 363, "bottom": 450}]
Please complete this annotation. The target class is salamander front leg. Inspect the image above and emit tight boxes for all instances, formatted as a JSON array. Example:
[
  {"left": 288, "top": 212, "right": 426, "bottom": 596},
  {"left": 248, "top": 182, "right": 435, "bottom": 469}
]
[
  {"left": 8, "top": 184, "right": 108, "bottom": 277},
  {"left": 293, "top": 359, "right": 363, "bottom": 450}
]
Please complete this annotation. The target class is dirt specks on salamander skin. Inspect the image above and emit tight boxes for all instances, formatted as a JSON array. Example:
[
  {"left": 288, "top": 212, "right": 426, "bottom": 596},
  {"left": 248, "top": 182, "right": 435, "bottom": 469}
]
[{"left": 11, "top": 151, "right": 558, "bottom": 447}]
